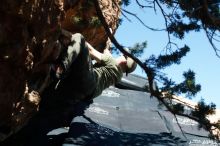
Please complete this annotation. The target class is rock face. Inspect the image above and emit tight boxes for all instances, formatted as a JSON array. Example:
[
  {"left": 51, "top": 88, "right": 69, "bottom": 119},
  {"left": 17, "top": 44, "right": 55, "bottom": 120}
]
[{"left": 0, "top": 0, "right": 121, "bottom": 141}]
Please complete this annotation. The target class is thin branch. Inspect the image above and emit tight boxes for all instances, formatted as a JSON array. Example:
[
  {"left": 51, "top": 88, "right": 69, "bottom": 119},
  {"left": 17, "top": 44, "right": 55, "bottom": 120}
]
[
  {"left": 204, "top": 26, "right": 220, "bottom": 58},
  {"left": 153, "top": 0, "right": 157, "bottom": 13},
  {"left": 211, "top": 30, "right": 220, "bottom": 42},
  {"left": 155, "top": 0, "right": 172, "bottom": 50},
  {"left": 135, "top": 0, "right": 153, "bottom": 8},
  {"left": 122, "top": 8, "right": 165, "bottom": 31},
  {"left": 121, "top": 10, "right": 132, "bottom": 22},
  {"left": 112, "top": 0, "right": 132, "bottom": 22},
  {"left": 171, "top": 3, "right": 179, "bottom": 15}
]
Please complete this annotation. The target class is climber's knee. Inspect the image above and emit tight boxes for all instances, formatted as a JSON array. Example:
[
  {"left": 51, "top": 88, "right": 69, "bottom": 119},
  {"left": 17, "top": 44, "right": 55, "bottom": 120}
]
[{"left": 71, "top": 33, "right": 84, "bottom": 43}]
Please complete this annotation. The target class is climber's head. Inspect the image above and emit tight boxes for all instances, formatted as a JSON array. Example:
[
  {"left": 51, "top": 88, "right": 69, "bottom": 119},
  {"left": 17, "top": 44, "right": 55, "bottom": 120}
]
[
  {"left": 124, "top": 55, "right": 137, "bottom": 75},
  {"left": 116, "top": 51, "right": 137, "bottom": 75}
]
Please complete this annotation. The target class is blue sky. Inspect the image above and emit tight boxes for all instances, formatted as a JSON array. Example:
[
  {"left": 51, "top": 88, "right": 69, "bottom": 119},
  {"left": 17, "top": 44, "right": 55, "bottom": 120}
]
[{"left": 115, "top": 2, "right": 220, "bottom": 108}]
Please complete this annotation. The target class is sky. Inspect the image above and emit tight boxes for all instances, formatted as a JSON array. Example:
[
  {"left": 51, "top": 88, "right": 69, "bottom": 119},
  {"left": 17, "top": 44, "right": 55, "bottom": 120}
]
[{"left": 115, "top": 2, "right": 220, "bottom": 108}]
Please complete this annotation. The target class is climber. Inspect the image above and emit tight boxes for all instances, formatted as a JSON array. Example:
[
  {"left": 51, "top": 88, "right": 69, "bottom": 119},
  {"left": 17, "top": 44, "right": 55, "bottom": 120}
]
[{"left": 51, "top": 29, "right": 137, "bottom": 100}]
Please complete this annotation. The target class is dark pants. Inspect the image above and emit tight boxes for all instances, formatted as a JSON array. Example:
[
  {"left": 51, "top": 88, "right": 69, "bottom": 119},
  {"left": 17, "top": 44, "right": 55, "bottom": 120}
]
[{"left": 59, "top": 33, "right": 96, "bottom": 100}]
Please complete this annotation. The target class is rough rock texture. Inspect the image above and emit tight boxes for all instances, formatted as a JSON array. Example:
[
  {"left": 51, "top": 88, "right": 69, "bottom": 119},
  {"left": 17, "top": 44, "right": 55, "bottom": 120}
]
[{"left": 0, "top": 0, "right": 121, "bottom": 141}]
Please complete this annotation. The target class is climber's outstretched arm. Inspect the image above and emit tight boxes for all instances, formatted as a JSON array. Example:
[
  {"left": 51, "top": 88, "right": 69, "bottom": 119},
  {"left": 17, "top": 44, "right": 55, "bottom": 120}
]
[{"left": 86, "top": 42, "right": 102, "bottom": 63}]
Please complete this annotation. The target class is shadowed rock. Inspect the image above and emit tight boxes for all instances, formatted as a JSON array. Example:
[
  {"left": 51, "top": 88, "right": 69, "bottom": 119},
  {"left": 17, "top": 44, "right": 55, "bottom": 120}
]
[{"left": 0, "top": 0, "right": 121, "bottom": 141}]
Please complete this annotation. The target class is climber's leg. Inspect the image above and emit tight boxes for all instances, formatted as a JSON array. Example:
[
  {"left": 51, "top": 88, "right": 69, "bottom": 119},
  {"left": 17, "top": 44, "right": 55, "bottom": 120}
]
[
  {"left": 61, "top": 33, "right": 83, "bottom": 72},
  {"left": 53, "top": 32, "right": 85, "bottom": 79}
]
